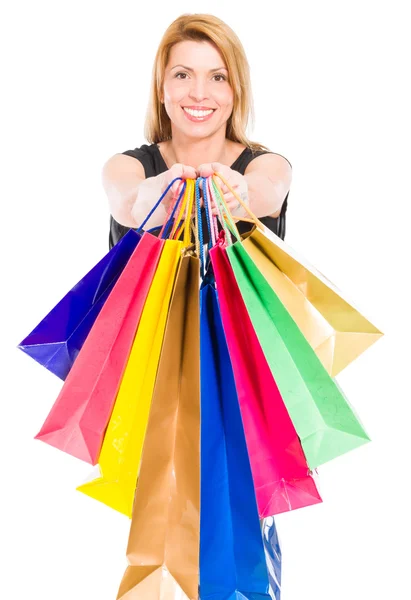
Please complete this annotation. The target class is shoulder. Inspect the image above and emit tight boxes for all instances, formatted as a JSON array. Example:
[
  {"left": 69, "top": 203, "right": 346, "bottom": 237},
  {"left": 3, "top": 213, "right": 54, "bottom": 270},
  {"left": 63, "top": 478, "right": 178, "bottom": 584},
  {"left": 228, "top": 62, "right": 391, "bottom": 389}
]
[
  {"left": 122, "top": 143, "right": 157, "bottom": 160},
  {"left": 103, "top": 144, "right": 159, "bottom": 179},
  {"left": 121, "top": 143, "right": 158, "bottom": 169}
]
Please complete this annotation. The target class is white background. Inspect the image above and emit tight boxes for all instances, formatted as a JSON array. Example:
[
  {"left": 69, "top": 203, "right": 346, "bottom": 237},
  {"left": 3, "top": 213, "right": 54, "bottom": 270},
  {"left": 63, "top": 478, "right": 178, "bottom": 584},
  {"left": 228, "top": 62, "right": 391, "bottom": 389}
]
[{"left": 1, "top": 1, "right": 410, "bottom": 599}]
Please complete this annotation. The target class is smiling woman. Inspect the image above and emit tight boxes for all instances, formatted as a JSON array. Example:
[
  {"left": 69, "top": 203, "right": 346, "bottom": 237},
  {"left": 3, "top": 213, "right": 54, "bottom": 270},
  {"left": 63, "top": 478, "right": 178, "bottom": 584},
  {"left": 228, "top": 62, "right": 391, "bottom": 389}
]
[
  {"left": 103, "top": 13, "right": 292, "bottom": 248},
  {"left": 101, "top": 12, "right": 291, "bottom": 599}
]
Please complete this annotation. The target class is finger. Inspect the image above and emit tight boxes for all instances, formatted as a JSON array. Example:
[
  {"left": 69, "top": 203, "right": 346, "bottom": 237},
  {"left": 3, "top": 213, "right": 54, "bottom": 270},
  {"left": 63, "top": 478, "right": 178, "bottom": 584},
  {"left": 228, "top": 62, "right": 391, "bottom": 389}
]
[
  {"left": 181, "top": 164, "right": 197, "bottom": 180},
  {"left": 171, "top": 178, "right": 185, "bottom": 196},
  {"left": 218, "top": 191, "right": 239, "bottom": 207},
  {"left": 219, "top": 183, "right": 239, "bottom": 197},
  {"left": 197, "top": 163, "right": 214, "bottom": 178},
  {"left": 166, "top": 164, "right": 182, "bottom": 194},
  {"left": 212, "top": 163, "right": 234, "bottom": 181},
  {"left": 226, "top": 199, "right": 241, "bottom": 212},
  {"left": 222, "top": 192, "right": 236, "bottom": 205},
  {"left": 169, "top": 163, "right": 196, "bottom": 180},
  {"left": 169, "top": 163, "right": 184, "bottom": 177},
  {"left": 169, "top": 180, "right": 181, "bottom": 197}
]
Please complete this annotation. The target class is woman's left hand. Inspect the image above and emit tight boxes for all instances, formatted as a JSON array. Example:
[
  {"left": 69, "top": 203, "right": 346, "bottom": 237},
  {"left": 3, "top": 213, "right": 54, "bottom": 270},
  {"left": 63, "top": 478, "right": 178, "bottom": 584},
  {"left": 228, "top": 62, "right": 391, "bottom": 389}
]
[{"left": 197, "top": 162, "right": 249, "bottom": 216}]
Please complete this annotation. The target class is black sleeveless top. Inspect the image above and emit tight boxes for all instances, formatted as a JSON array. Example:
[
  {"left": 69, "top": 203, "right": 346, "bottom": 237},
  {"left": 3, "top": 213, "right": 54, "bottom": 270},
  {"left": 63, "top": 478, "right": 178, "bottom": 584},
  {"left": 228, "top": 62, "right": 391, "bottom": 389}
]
[{"left": 109, "top": 143, "right": 291, "bottom": 249}]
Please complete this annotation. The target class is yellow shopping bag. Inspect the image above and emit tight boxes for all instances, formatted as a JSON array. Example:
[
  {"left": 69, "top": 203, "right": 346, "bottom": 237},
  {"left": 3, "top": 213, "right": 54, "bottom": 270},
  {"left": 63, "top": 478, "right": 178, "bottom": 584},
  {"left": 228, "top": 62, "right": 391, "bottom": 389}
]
[
  {"left": 77, "top": 239, "right": 182, "bottom": 516},
  {"left": 77, "top": 179, "right": 196, "bottom": 516}
]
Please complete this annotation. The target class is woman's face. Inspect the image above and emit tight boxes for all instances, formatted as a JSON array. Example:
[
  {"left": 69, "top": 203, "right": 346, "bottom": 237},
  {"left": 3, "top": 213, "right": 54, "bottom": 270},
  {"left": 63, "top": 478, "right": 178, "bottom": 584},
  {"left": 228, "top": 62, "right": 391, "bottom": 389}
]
[{"left": 162, "top": 40, "right": 234, "bottom": 140}]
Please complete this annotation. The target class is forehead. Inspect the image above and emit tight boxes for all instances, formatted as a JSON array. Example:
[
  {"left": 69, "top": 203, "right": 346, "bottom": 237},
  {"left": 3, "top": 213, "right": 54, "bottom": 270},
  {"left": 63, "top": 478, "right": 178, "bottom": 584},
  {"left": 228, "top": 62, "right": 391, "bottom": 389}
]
[{"left": 167, "top": 40, "right": 226, "bottom": 69}]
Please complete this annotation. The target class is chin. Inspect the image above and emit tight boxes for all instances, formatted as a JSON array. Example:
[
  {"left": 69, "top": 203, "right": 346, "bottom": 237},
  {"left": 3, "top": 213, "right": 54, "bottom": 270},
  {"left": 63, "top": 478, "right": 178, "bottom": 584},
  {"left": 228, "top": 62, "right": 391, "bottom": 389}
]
[{"left": 178, "top": 120, "right": 227, "bottom": 140}]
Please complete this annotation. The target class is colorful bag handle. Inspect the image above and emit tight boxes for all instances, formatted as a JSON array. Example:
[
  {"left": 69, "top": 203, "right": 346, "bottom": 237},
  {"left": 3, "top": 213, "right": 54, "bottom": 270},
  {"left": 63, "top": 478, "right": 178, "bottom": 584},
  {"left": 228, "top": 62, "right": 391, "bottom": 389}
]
[
  {"left": 159, "top": 180, "right": 187, "bottom": 239},
  {"left": 198, "top": 176, "right": 233, "bottom": 278},
  {"left": 170, "top": 178, "right": 196, "bottom": 246},
  {"left": 194, "top": 179, "right": 207, "bottom": 279},
  {"left": 201, "top": 175, "right": 243, "bottom": 248},
  {"left": 136, "top": 176, "right": 184, "bottom": 234},
  {"left": 136, "top": 175, "right": 196, "bottom": 249},
  {"left": 213, "top": 171, "right": 267, "bottom": 233},
  {"left": 202, "top": 177, "right": 218, "bottom": 247},
  {"left": 136, "top": 170, "right": 265, "bottom": 242}
]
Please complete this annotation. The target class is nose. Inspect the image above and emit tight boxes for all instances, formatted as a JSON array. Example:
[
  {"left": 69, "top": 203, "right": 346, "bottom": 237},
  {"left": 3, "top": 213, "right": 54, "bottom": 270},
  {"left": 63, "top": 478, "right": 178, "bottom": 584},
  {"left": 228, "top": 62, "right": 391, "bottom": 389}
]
[{"left": 188, "top": 77, "right": 209, "bottom": 102}]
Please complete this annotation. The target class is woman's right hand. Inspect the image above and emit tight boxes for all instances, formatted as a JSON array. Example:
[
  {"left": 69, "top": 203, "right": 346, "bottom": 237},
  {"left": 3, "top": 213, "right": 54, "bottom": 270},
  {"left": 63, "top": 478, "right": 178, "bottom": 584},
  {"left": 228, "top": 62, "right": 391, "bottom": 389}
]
[
  {"left": 133, "top": 163, "right": 196, "bottom": 228},
  {"left": 161, "top": 163, "right": 197, "bottom": 210}
]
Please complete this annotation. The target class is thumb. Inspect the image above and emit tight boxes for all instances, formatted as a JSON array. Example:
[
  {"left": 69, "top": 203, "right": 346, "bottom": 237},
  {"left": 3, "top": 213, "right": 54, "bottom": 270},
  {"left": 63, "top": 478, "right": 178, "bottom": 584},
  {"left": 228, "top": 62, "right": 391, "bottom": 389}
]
[{"left": 181, "top": 164, "right": 197, "bottom": 180}]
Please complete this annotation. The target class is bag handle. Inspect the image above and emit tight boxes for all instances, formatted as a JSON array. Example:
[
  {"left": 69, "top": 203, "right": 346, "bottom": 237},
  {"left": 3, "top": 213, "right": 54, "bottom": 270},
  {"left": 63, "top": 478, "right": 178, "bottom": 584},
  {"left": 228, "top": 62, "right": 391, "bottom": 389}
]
[
  {"left": 208, "top": 176, "right": 242, "bottom": 246},
  {"left": 204, "top": 178, "right": 220, "bottom": 246},
  {"left": 159, "top": 180, "right": 186, "bottom": 239},
  {"left": 170, "top": 178, "right": 196, "bottom": 247},
  {"left": 136, "top": 177, "right": 184, "bottom": 234},
  {"left": 213, "top": 171, "right": 267, "bottom": 232}
]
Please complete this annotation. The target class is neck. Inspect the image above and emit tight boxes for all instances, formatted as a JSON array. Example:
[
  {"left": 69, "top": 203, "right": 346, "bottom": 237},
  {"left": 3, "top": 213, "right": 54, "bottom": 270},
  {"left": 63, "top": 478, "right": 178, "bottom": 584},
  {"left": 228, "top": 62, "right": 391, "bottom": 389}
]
[{"left": 165, "top": 128, "right": 231, "bottom": 169}]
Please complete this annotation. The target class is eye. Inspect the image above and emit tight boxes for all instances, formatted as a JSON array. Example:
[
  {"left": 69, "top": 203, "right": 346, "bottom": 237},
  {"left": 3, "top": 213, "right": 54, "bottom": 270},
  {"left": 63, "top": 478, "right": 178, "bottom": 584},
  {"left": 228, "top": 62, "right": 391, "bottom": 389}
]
[
  {"left": 213, "top": 74, "right": 227, "bottom": 82},
  {"left": 175, "top": 72, "right": 189, "bottom": 79}
]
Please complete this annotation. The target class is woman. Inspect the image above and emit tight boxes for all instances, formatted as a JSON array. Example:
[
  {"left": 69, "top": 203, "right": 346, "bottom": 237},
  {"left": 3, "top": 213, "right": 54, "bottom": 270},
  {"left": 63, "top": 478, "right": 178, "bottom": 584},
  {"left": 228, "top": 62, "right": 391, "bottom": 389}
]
[
  {"left": 102, "top": 13, "right": 292, "bottom": 249},
  {"left": 103, "top": 13, "right": 286, "bottom": 599}
]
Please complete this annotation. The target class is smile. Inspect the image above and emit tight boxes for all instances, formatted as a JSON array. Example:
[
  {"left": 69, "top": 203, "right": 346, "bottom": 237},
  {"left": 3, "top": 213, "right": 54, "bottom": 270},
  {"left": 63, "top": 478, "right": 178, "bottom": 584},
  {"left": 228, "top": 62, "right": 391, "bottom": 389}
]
[{"left": 182, "top": 107, "right": 215, "bottom": 122}]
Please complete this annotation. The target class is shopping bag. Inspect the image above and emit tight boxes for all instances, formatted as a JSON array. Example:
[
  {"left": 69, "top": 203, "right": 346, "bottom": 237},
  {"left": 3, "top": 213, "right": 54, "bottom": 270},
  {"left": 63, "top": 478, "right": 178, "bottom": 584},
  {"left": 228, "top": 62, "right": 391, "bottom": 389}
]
[
  {"left": 18, "top": 230, "right": 140, "bottom": 379},
  {"left": 210, "top": 241, "right": 322, "bottom": 517},
  {"left": 211, "top": 171, "right": 382, "bottom": 377},
  {"left": 200, "top": 176, "right": 282, "bottom": 596},
  {"left": 77, "top": 239, "right": 182, "bottom": 516},
  {"left": 117, "top": 252, "right": 201, "bottom": 600},
  {"left": 261, "top": 517, "right": 282, "bottom": 600},
  {"left": 242, "top": 227, "right": 382, "bottom": 376},
  {"left": 199, "top": 278, "right": 272, "bottom": 600},
  {"left": 226, "top": 240, "right": 370, "bottom": 469},
  {"left": 35, "top": 232, "right": 164, "bottom": 464}
]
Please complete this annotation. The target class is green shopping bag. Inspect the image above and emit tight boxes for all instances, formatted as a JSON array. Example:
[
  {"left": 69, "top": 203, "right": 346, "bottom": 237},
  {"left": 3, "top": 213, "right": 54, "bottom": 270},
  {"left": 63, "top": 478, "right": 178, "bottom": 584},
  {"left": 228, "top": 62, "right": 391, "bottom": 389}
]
[
  {"left": 209, "top": 172, "right": 370, "bottom": 470},
  {"left": 226, "top": 240, "right": 370, "bottom": 468}
]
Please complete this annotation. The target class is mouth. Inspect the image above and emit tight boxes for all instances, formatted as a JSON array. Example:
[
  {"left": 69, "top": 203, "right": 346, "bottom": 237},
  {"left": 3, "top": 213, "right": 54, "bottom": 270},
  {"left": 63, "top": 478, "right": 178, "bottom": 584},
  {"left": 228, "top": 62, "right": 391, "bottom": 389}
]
[{"left": 182, "top": 107, "right": 216, "bottom": 122}]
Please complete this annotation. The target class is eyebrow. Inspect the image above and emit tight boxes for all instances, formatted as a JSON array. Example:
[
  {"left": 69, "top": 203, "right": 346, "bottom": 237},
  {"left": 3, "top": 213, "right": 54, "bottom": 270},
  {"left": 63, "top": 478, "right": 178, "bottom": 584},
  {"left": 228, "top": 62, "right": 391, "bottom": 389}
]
[{"left": 170, "top": 65, "right": 228, "bottom": 72}]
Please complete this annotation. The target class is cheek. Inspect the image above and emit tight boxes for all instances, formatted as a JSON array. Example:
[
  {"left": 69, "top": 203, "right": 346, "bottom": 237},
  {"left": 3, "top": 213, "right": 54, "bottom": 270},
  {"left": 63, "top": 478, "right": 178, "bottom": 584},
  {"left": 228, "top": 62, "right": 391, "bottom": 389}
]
[
  {"left": 215, "top": 86, "right": 234, "bottom": 110},
  {"left": 163, "top": 80, "right": 186, "bottom": 104}
]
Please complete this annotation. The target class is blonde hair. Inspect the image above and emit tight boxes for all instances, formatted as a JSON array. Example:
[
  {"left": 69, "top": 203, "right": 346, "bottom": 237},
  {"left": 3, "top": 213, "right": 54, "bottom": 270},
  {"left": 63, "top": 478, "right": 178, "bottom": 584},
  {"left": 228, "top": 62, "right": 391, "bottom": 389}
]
[{"left": 144, "top": 13, "right": 268, "bottom": 152}]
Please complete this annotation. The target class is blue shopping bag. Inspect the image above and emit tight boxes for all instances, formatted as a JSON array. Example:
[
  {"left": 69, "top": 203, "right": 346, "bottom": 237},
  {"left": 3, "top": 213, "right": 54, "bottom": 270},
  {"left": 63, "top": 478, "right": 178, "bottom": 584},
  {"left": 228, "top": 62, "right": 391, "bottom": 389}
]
[
  {"left": 199, "top": 277, "right": 280, "bottom": 600},
  {"left": 18, "top": 229, "right": 141, "bottom": 379},
  {"left": 18, "top": 177, "right": 188, "bottom": 381}
]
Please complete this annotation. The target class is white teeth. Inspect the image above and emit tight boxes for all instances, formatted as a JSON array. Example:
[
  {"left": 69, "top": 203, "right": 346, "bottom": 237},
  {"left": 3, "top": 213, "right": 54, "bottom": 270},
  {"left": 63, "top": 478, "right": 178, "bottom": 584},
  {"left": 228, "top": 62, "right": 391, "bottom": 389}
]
[{"left": 183, "top": 107, "right": 214, "bottom": 117}]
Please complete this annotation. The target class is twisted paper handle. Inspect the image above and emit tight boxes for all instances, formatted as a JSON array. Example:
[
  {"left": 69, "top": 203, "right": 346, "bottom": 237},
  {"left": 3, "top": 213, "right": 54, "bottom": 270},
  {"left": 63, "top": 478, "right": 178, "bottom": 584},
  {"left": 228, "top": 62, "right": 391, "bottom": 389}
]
[
  {"left": 213, "top": 171, "right": 267, "bottom": 232},
  {"left": 170, "top": 178, "right": 196, "bottom": 247}
]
